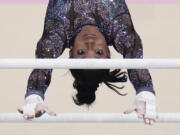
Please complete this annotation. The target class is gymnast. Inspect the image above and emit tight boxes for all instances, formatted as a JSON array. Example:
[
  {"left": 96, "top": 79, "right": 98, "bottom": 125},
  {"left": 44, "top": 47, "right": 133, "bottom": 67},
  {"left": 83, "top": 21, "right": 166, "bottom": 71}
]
[{"left": 18, "top": 0, "right": 157, "bottom": 125}]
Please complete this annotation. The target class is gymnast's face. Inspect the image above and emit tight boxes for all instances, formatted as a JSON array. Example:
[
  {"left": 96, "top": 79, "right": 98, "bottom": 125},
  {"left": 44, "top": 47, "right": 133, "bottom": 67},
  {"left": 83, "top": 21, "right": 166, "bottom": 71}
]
[{"left": 70, "top": 26, "right": 110, "bottom": 58}]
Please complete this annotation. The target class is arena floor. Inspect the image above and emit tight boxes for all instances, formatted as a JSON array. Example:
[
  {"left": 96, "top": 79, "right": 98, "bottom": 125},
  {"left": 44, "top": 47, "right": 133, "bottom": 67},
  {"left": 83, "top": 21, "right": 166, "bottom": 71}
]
[{"left": 0, "top": 3, "right": 180, "bottom": 135}]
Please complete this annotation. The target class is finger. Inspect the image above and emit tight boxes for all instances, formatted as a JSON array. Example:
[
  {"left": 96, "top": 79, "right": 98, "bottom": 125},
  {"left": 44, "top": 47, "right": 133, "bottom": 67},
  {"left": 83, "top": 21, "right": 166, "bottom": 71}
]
[
  {"left": 124, "top": 106, "right": 136, "bottom": 114},
  {"left": 149, "top": 119, "right": 155, "bottom": 125},
  {"left": 23, "top": 115, "right": 34, "bottom": 120},
  {"left": 145, "top": 117, "right": 155, "bottom": 122},
  {"left": 41, "top": 105, "right": 56, "bottom": 116},
  {"left": 23, "top": 114, "right": 35, "bottom": 120},
  {"left": 47, "top": 111, "right": 56, "bottom": 116},
  {"left": 144, "top": 118, "right": 150, "bottom": 125},
  {"left": 23, "top": 115, "right": 28, "bottom": 120},
  {"left": 136, "top": 108, "right": 145, "bottom": 119},
  {"left": 144, "top": 118, "right": 155, "bottom": 125},
  {"left": 45, "top": 108, "right": 56, "bottom": 116},
  {"left": 17, "top": 107, "right": 23, "bottom": 114}
]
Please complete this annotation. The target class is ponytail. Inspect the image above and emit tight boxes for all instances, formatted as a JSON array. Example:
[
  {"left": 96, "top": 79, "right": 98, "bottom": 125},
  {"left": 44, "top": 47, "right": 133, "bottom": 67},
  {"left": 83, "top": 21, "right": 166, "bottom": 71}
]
[{"left": 70, "top": 69, "right": 127, "bottom": 106}]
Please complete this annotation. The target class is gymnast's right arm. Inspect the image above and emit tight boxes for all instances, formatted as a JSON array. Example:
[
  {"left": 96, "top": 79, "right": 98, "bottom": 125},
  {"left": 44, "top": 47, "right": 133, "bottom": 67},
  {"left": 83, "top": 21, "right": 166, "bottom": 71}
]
[{"left": 18, "top": 0, "right": 66, "bottom": 119}]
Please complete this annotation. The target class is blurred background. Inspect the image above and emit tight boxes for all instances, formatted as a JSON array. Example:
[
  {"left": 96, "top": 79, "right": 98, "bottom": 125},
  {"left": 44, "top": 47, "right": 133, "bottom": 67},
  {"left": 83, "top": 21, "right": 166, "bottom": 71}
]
[{"left": 0, "top": 0, "right": 180, "bottom": 135}]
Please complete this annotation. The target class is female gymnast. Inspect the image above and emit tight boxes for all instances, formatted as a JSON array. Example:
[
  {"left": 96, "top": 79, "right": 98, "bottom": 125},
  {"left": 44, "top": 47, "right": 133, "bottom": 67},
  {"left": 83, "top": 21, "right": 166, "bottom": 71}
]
[{"left": 18, "top": 0, "right": 157, "bottom": 125}]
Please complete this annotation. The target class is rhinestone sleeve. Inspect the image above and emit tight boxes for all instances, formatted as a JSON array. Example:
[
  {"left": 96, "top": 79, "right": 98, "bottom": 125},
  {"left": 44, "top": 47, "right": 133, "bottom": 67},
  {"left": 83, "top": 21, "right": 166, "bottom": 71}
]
[
  {"left": 25, "top": 1, "right": 67, "bottom": 99},
  {"left": 113, "top": 12, "right": 155, "bottom": 94}
]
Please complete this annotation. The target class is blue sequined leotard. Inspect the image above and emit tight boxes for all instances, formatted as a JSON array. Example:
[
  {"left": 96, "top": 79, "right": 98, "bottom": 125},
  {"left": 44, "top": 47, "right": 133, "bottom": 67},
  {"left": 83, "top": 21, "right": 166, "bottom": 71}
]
[{"left": 26, "top": 0, "right": 155, "bottom": 99}]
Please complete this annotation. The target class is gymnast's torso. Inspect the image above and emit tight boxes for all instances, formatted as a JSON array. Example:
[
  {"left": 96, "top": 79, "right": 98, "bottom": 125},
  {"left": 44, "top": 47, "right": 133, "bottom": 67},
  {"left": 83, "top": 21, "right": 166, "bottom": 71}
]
[{"left": 44, "top": 0, "right": 130, "bottom": 49}]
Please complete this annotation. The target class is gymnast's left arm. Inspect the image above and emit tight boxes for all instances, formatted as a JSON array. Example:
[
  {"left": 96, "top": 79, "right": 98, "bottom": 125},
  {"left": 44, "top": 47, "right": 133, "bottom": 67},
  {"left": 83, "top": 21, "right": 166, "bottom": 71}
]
[{"left": 112, "top": 11, "right": 157, "bottom": 125}]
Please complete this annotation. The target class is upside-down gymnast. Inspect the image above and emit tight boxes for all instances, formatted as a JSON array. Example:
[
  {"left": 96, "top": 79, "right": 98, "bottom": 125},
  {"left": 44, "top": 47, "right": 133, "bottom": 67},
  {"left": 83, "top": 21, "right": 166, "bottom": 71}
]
[{"left": 18, "top": 0, "right": 157, "bottom": 125}]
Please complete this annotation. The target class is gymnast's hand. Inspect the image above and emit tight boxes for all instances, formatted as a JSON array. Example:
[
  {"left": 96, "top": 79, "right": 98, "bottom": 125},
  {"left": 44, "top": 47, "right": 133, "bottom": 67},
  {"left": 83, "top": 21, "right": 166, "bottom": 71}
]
[
  {"left": 124, "top": 91, "right": 157, "bottom": 125},
  {"left": 17, "top": 94, "right": 56, "bottom": 119}
]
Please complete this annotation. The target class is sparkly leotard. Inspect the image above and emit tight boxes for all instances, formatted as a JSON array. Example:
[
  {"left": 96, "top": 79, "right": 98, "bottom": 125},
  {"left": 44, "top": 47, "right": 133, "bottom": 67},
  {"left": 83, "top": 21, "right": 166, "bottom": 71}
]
[{"left": 26, "top": 0, "right": 155, "bottom": 99}]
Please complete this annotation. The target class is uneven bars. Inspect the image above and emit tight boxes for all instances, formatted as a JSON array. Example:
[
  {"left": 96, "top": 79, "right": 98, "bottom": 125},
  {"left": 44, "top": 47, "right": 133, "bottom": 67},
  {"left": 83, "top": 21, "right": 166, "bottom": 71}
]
[
  {"left": 0, "top": 58, "right": 180, "bottom": 69},
  {"left": 0, "top": 113, "right": 179, "bottom": 123}
]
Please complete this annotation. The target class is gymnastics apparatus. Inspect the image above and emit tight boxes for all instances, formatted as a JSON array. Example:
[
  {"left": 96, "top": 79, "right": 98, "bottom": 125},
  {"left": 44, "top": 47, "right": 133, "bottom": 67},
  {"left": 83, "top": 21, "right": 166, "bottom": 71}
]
[{"left": 0, "top": 58, "right": 179, "bottom": 123}]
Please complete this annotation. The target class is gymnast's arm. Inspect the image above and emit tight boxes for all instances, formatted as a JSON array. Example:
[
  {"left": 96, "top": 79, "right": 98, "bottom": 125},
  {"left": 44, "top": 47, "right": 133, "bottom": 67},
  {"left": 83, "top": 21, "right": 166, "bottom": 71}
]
[
  {"left": 18, "top": 0, "right": 66, "bottom": 119},
  {"left": 112, "top": 4, "right": 157, "bottom": 124},
  {"left": 26, "top": 0, "right": 67, "bottom": 99},
  {"left": 109, "top": 0, "right": 154, "bottom": 94},
  {"left": 25, "top": 19, "right": 66, "bottom": 100},
  {"left": 113, "top": 14, "right": 155, "bottom": 95}
]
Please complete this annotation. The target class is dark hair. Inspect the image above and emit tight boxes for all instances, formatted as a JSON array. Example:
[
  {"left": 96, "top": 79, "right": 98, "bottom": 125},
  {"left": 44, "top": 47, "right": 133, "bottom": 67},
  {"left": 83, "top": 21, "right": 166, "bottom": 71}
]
[
  {"left": 69, "top": 24, "right": 127, "bottom": 106},
  {"left": 70, "top": 69, "right": 127, "bottom": 106}
]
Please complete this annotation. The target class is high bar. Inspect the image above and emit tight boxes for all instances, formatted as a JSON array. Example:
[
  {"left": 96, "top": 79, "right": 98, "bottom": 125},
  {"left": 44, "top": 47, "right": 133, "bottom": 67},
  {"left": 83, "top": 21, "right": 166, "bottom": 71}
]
[
  {"left": 0, "top": 113, "right": 180, "bottom": 123},
  {"left": 0, "top": 58, "right": 180, "bottom": 69}
]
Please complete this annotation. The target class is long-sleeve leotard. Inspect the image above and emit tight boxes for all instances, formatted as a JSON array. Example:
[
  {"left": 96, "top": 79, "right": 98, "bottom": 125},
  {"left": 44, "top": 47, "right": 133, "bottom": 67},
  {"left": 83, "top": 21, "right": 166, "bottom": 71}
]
[{"left": 25, "top": 0, "right": 155, "bottom": 99}]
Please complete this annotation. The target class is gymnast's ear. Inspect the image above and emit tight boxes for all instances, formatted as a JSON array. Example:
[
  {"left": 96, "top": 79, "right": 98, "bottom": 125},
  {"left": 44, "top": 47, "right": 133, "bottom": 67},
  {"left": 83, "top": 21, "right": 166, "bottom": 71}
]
[
  {"left": 69, "top": 48, "right": 73, "bottom": 58},
  {"left": 106, "top": 47, "right": 111, "bottom": 58}
]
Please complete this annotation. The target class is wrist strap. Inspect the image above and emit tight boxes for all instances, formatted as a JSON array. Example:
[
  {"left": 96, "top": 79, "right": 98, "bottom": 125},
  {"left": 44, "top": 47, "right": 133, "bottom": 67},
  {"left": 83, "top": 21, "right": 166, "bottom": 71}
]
[{"left": 25, "top": 94, "right": 43, "bottom": 104}]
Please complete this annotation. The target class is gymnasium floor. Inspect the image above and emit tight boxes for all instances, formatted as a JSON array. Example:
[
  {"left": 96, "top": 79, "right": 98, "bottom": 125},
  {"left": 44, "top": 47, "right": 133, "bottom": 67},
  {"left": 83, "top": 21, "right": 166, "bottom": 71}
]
[{"left": 0, "top": 2, "right": 180, "bottom": 135}]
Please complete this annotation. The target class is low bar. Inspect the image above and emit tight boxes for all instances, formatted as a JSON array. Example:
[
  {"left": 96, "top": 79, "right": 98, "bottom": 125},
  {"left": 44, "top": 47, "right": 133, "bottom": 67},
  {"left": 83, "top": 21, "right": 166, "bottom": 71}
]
[{"left": 0, "top": 113, "right": 180, "bottom": 123}]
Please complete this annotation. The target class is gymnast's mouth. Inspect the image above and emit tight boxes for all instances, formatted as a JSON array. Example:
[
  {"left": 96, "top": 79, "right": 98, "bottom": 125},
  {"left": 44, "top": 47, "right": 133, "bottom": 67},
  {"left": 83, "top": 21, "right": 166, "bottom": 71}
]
[{"left": 83, "top": 34, "right": 97, "bottom": 39}]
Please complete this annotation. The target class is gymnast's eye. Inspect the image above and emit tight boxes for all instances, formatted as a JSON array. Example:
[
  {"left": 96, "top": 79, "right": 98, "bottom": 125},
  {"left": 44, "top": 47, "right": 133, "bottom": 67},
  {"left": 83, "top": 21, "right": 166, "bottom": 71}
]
[
  {"left": 77, "top": 49, "right": 85, "bottom": 55},
  {"left": 95, "top": 49, "right": 103, "bottom": 55}
]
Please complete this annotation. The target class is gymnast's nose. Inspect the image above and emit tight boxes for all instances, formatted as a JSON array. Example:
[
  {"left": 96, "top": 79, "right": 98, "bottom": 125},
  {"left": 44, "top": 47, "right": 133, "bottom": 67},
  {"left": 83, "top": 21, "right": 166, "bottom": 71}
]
[{"left": 85, "top": 50, "right": 96, "bottom": 58}]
